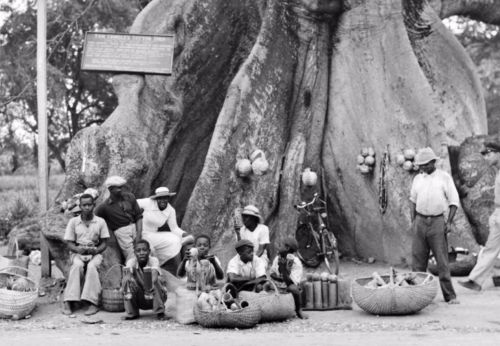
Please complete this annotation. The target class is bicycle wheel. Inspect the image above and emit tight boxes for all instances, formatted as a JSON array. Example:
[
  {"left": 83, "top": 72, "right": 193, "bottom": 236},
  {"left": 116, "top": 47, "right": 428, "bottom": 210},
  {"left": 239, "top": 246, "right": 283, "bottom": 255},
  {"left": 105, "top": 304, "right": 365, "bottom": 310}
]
[
  {"left": 322, "top": 228, "right": 340, "bottom": 275},
  {"left": 295, "top": 224, "right": 321, "bottom": 268}
]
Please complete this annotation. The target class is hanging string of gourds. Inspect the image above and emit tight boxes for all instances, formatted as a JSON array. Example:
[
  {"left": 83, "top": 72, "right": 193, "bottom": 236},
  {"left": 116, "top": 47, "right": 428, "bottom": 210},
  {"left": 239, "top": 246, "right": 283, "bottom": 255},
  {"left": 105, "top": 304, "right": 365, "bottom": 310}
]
[{"left": 378, "top": 147, "right": 389, "bottom": 214}]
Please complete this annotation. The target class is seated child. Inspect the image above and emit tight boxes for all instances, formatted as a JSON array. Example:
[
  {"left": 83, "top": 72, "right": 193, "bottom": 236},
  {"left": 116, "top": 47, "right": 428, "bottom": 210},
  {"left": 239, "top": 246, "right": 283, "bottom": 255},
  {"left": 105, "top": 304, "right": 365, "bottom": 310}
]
[
  {"left": 270, "top": 237, "right": 308, "bottom": 319},
  {"left": 177, "top": 234, "right": 224, "bottom": 291},
  {"left": 122, "top": 239, "right": 168, "bottom": 321},
  {"left": 227, "top": 239, "right": 267, "bottom": 291}
]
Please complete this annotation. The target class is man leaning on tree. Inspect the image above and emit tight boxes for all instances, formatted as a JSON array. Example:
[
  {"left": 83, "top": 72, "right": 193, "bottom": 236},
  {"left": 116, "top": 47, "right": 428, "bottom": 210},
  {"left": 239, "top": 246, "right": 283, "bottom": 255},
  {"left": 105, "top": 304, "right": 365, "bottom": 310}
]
[
  {"left": 95, "top": 176, "right": 143, "bottom": 261},
  {"left": 410, "top": 147, "right": 460, "bottom": 305}
]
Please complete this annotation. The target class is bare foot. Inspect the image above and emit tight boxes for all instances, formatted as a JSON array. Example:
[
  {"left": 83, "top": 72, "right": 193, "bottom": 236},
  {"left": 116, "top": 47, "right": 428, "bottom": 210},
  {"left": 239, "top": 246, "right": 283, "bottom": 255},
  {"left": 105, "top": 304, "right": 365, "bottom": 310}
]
[
  {"left": 62, "top": 302, "right": 72, "bottom": 315},
  {"left": 84, "top": 304, "right": 99, "bottom": 316},
  {"left": 448, "top": 298, "right": 460, "bottom": 305},
  {"left": 297, "top": 310, "right": 309, "bottom": 319}
]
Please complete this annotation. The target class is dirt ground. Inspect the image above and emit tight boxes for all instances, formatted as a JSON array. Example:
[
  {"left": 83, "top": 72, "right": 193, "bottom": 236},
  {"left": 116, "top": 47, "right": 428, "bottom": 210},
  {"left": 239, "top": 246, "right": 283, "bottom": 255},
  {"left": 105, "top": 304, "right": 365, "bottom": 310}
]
[{"left": 1, "top": 249, "right": 500, "bottom": 345}]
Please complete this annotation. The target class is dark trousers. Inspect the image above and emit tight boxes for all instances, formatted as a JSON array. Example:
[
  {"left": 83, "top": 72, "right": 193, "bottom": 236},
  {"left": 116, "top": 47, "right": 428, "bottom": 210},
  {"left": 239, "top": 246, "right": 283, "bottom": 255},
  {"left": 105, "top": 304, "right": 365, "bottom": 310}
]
[{"left": 412, "top": 215, "right": 456, "bottom": 302}]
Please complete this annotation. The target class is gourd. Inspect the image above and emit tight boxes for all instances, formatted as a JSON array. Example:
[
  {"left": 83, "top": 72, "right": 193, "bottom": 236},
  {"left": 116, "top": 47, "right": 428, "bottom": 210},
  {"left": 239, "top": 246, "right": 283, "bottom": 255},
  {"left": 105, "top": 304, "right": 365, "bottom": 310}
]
[
  {"left": 364, "top": 156, "right": 375, "bottom": 166},
  {"left": 396, "top": 154, "right": 406, "bottom": 166},
  {"left": 403, "top": 161, "right": 413, "bottom": 171},
  {"left": 249, "top": 149, "right": 265, "bottom": 163},
  {"left": 359, "top": 164, "right": 370, "bottom": 174},
  {"left": 357, "top": 155, "right": 365, "bottom": 164},
  {"left": 367, "top": 147, "right": 375, "bottom": 157},
  {"left": 413, "top": 164, "right": 420, "bottom": 171},
  {"left": 189, "top": 247, "right": 199, "bottom": 258},
  {"left": 235, "top": 159, "right": 252, "bottom": 177},
  {"left": 404, "top": 149, "right": 416, "bottom": 160},
  {"left": 360, "top": 148, "right": 369, "bottom": 157},
  {"left": 301, "top": 168, "right": 318, "bottom": 187},
  {"left": 252, "top": 158, "right": 269, "bottom": 176}
]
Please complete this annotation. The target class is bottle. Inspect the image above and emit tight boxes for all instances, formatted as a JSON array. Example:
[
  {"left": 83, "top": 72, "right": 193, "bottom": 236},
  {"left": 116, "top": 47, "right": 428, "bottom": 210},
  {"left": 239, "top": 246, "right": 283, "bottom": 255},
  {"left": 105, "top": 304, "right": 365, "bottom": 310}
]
[
  {"left": 312, "top": 273, "right": 322, "bottom": 309},
  {"left": 143, "top": 268, "right": 153, "bottom": 300},
  {"left": 321, "top": 272, "right": 329, "bottom": 309},
  {"left": 328, "top": 275, "right": 338, "bottom": 308},
  {"left": 304, "top": 273, "right": 314, "bottom": 309}
]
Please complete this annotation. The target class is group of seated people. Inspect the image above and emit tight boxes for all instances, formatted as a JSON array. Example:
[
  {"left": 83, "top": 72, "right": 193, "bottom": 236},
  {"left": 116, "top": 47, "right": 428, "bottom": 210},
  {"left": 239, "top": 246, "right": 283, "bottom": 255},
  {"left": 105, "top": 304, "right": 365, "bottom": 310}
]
[{"left": 61, "top": 176, "right": 307, "bottom": 320}]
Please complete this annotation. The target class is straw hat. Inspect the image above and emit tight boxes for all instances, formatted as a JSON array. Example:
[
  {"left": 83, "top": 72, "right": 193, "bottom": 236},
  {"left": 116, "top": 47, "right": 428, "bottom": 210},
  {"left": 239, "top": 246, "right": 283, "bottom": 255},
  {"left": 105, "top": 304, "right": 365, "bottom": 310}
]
[
  {"left": 241, "top": 205, "right": 264, "bottom": 224},
  {"left": 150, "top": 187, "right": 176, "bottom": 199},
  {"left": 414, "top": 148, "right": 439, "bottom": 166}
]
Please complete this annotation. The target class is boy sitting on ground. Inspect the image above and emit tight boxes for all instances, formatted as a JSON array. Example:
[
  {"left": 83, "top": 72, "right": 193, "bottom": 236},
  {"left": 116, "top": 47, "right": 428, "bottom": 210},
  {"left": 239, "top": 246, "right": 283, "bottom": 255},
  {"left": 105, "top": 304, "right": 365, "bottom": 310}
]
[
  {"left": 270, "top": 237, "right": 308, "bottom": 319},
  {"left": 177, "top": 234, "right": 224, "bottom": 290},
  {"left": 63, "top": 193, "right": 109, "bottom": 316},
  {"left": 227, "top": 239, "right": 267, "bottom": 291},
  {"left": 122, "top": 239, "right": 168, "bottom": 320}
]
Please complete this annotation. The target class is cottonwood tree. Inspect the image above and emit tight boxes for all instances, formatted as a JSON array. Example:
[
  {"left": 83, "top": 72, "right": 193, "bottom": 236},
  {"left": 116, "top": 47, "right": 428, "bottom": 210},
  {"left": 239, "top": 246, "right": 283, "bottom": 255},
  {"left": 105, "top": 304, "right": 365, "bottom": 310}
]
[{"left": 10, "top": 0, "right": 500, "bottom": 278}]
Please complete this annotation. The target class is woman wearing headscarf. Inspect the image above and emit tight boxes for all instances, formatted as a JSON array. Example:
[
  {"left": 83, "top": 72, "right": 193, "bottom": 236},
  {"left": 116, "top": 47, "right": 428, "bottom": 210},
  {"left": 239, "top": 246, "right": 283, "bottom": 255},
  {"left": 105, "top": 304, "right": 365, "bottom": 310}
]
[{"left": 136, "top": 187, "right": 193, "bottom": 273}]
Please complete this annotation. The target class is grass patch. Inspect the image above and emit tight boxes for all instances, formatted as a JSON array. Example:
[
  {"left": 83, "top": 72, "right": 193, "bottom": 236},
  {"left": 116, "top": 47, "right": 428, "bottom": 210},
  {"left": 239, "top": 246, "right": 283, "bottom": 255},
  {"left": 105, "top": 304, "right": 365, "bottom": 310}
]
[{"left": 0, "top": 174, "right": 64, "bottom": 240}]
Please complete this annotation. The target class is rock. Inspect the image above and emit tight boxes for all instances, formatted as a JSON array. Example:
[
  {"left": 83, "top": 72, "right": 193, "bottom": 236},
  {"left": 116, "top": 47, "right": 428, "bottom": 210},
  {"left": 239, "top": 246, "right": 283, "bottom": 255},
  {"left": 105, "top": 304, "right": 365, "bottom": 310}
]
[{"left": 367, "top": 257, "right": 375, "bottom": 264}]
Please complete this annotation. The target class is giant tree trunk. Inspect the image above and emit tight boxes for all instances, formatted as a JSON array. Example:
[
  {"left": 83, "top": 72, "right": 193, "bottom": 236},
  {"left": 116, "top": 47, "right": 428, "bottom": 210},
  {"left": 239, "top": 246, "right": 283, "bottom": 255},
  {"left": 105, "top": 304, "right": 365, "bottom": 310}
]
[{"left": 14, "top": 0, "right": 500, "bottom": 278}]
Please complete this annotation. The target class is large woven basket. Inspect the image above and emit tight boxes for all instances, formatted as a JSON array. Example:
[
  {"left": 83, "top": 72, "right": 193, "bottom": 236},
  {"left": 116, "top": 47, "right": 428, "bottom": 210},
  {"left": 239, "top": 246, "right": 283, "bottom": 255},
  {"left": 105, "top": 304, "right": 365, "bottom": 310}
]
[
  {"left": 0, "top": 266, "right": 38, "bottom": 319},
  {"left": 194, "top": 284, "right": 261, "bottom": 328},
  {"left": 352, "top": 272, "right": 438, "bottom": 316},
  {"left": 238, "top": 280, "right": 295, "bottom": 322},
  {"left": 428, "top": 254, "right": 477, "bottom": 277}
]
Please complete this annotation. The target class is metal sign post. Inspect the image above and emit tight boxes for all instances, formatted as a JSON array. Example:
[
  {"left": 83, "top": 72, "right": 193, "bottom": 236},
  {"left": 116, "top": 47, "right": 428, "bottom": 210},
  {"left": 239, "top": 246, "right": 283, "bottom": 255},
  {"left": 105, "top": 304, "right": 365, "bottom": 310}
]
[{"left": 37, "top": 0, "right": 51, "bottom": 277}]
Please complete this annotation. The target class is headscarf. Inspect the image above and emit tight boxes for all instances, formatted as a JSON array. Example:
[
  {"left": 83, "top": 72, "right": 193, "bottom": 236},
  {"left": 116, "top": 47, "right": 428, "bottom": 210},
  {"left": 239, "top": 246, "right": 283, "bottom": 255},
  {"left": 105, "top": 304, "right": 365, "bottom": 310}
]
[{"left": 104, "top": 176, "right": 127, "bottom": 189}]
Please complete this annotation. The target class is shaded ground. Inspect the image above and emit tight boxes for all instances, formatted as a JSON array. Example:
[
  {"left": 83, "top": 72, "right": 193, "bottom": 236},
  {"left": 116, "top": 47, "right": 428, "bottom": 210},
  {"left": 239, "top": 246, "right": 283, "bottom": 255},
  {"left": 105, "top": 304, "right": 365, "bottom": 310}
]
[{"left": 1, "top": 247, "right": 500, "bottom": 345}]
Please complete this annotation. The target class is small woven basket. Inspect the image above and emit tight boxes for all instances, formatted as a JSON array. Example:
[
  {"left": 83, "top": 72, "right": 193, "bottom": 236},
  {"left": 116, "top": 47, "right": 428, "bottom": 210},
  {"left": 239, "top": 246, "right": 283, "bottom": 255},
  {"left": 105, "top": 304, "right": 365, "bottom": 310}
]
[
  {"left": 0, "top": 266, "right": 38, "bottom": 319},
  {"left": 194, "top": 284, "right": 261, "bottom": 328},
  {"left": 238, "top": 280, "right": 295, "bottom": 322},
  {"left": 428, "top": 254, "right": 477, "bottom": 277},
  {"left": 352, "top": 272, "right": 438, "bottom": 316}
]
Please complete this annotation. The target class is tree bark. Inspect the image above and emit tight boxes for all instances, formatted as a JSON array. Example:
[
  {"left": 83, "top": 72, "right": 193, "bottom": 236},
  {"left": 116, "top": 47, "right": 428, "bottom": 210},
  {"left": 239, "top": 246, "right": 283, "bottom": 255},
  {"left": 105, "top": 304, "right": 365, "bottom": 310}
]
[{"left": 12, "top": 0, "right": 492, "bottom": 279}]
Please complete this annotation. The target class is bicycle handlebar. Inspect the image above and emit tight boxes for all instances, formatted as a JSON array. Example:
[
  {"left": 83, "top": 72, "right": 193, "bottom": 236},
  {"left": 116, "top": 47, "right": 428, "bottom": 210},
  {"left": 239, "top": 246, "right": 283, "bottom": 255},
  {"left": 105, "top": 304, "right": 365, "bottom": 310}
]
[{"left": 294, "top": 193, "right": 326, "bottom": 211}]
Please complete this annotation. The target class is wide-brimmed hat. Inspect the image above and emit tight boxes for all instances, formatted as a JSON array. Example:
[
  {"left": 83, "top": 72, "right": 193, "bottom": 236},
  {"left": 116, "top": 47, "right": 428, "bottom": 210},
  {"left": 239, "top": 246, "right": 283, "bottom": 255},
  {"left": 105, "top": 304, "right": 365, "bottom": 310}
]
[
  {"left": 241, "top": 205, "right": 264, "bottom": 224},
  {"left": 150, "top": 187, "right": 176, "bottom": 199},
  {"left": 414, "top": 148, "right": 439, "bottom": 166},
  {"left": 480, "top": 141, "right": 500, "bottom": 155}
]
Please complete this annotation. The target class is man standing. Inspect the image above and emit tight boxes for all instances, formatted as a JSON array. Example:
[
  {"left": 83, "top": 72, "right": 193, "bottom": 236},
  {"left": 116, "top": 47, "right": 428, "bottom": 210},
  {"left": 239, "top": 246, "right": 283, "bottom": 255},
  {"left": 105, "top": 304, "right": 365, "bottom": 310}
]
[
  {"left": 63, "top": 194, "right": 109, "bottom": 315},
  {"left": 410, "top": 147, "right": 460, "bottom": 304},
  {"left": 459, "top": 142, "right": 500, "bottom": 292},
  {"left": 95, "top": 176, "right": 143, "bottom": 261}
]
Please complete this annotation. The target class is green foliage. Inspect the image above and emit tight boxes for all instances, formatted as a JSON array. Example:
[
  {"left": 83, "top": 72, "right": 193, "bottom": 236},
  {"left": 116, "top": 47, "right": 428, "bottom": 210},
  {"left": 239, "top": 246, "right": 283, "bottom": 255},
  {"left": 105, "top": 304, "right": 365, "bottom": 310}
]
[{"left": 0, "top": 0, "right": 141, "bottom": 171}]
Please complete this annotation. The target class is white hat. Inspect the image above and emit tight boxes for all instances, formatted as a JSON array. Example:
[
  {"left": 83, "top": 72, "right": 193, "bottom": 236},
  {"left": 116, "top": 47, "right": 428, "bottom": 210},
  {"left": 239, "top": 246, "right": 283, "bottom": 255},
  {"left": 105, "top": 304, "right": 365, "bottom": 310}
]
[
  {"left": 241, "top": 205, "right": 264, "bottom": 224},
  {"left": 414, "top": 148, "right": 440, "bottom": 166},
  {"left": 150, "top": 187, "right": 177, "bottom": 199},
  {"left": 104, "top": 176, "right": 127, "bottom": 188}
]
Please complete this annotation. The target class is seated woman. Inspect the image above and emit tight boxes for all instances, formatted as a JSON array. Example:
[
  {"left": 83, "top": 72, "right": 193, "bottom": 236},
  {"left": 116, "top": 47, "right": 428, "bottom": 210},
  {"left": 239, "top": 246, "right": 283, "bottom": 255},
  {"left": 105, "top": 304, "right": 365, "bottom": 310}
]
[
  {"left": 270, "top": 237, "right": 308, "bottom": 319},
  {"left": 177, "top": 235, "right": 224, "bottom": 291},
  {"left": 234, "top": 205, "right": 270, "bottom": 267},
  {"left": 227, "top": 239, "right": 267, "bottom": 291},
  {"left": 137, "top": 187, "right": 193, "bottom": 274}
]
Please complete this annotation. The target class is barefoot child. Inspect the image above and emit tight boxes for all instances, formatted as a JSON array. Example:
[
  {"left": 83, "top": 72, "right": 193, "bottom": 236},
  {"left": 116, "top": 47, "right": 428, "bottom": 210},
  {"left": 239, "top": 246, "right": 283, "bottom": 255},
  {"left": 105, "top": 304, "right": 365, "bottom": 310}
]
[
  {"left": 270, "top": 237, "right": 308, "bottom": 319},
  {"left": 177, "top": 234, "right": 224, "bottom": 290},
  {"left": 122, "top": 239, "right": 168, "bottom": 320}
]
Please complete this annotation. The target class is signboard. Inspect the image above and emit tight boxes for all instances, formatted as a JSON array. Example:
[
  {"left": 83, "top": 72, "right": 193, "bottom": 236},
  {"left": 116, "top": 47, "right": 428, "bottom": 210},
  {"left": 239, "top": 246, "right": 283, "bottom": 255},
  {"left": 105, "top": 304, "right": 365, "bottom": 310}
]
[{"left": 81, "top": 32, "right": 174, "bottom": 74}]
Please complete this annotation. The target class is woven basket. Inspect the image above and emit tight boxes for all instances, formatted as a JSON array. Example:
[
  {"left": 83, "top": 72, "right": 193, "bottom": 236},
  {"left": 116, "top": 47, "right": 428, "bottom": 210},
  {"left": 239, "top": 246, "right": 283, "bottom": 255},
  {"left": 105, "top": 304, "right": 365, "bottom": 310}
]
[
  {"left": 101, "top": 264, "right": 125, "bottom": 312},
  {"left": 238, "top": 280, "right": 295, "bottom": 322},
  {"left": 175, "top": 286, "right": 198, "bottom": 324},
  {"left": 194, "top": 284, "right": 261, "bottom": 328},
  {"left": 0, "top": 266, "right": 38, "bottom": 319},
  {"left": 428, "top": 254, "right": 477, "bottom": 277},
  {"left": 352, "top": 272, "right": 438, "bottom": 316}
]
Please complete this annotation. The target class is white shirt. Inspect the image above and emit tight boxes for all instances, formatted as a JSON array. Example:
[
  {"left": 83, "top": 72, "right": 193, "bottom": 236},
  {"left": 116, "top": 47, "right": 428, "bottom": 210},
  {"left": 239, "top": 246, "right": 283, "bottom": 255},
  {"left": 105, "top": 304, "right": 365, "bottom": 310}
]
[
  {"left": 410, "top": 169, "right": 460, "bottom": 216},
  {"left": 240, "top": 224, "right": 270, "bottom": 260},
  {"left": 270, "top": 255, "right": 303, "bottom": 288},
  {"left": 137, "top": 198, "right": 184, "bottom": 237},
  {"left": 227, "top": 254, "right": 266, "bottom": 279},
  {"left": 126, "top": 256, "right": 162, "bottom": 275},
  {"left": 495, "top": 170, "right": 500, "bottom": 207}
]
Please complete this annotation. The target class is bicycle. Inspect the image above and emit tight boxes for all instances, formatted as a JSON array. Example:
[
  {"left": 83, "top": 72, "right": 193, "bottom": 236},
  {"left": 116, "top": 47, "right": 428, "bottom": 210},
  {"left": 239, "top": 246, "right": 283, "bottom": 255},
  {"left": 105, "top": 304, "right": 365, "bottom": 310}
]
[{"left": 294, "top": 193, "right": 339, "bottom": 275}]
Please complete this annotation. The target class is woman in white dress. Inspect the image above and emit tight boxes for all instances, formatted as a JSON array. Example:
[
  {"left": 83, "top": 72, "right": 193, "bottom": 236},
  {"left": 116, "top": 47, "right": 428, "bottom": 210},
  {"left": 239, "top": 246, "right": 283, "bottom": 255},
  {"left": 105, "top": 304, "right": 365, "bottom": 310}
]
[{"left": 137, "top": 187, "right": 193, "bottom": 273}]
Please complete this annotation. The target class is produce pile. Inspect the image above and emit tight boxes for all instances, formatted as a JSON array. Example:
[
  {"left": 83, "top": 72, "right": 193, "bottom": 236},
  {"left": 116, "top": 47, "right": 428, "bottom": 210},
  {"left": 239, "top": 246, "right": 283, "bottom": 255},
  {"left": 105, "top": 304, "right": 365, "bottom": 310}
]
[
  {"left": 357, "top": 147, "right": 376, "bottom": 174},
  {"left": 0, "top": 276, "right": 36, "bottom": 292},
  {"left": 364, "top": 268, "right": 431, "bottom": 289},
  {"left": 196, "top": 289, "right": 249, "bottom": 312}
]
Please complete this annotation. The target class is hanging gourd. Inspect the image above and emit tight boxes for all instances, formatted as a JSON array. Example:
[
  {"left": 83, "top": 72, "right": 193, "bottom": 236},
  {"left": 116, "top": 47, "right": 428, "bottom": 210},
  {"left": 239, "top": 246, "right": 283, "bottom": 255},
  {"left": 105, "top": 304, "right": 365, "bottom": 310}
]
[
  {"left": 302, "top": 168, "right": 318, "bottom": 187},
  {"left": 357, "top": 155, "right": 365, "bottom": 164},
  {"left": 249, "top": 149, "right": 266, "bottom": 163},
  {"left": 367, "top": 147, "right": 375, "bottom": 157},
  {"left": 396, "top": 154, "right": 406, "bottom": 166},
  {"left": 359, "top": 164, "right": 370, "bottom": 174},
  {"left": 361, "top": 148, "right": 369, "bottom": 157},
  {"left": 252, "top": 158, "right": 269, "bottom": 175},
  {"left": 235, "top": 159, "right": 252, "bottom": 177},
  {"left": 364, "top": 156, "right": 375, "bottom": 166},
  {"left": 404, "top": 149, "right": 416, "bottom": 160},
  {"left": 403, "top": 160, "right": 413, "bottom": 171}
]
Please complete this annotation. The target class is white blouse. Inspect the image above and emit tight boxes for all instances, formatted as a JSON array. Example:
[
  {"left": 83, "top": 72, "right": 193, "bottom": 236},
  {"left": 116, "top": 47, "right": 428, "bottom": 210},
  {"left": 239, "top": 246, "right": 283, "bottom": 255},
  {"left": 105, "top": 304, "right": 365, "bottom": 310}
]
[{"left": 137, "top": 198, "right": 185, "bottom": 237}]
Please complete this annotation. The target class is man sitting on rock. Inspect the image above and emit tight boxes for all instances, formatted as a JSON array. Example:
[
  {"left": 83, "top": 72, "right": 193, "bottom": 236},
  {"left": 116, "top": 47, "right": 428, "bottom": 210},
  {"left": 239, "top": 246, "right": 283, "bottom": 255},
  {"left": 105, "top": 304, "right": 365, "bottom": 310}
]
[
  {"left": 227, "top": 239, "right": 267, "bottom": 291},
  {"left": 63, "top": 193, "right": 110, "bottom": 316},
  {"left": 122, "top": 239, "right": 168, "bottom": 320},
  {"left": 95, "top": 176, "right": 143, "bottom": 262}
]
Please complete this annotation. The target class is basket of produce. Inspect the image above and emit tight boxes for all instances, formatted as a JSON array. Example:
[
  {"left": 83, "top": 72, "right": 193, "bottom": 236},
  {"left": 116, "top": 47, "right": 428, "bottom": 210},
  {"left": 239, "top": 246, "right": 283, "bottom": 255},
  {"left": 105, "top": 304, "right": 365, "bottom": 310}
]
[
  {"left": 194, "top": 284, "right": 261, "bottom": 328},
  {"left": 0, "top": 266, "right": 38, "bottom": 319},
  {"left": 238, "top": 279, "right": 295, "bottom": 322},
  {"left": 428, "top": 254, "right": 477, "bottom": 277},
  {"left": 352, "top": 269, "right": 438, "bottom": 316}
]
